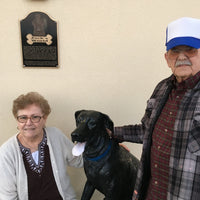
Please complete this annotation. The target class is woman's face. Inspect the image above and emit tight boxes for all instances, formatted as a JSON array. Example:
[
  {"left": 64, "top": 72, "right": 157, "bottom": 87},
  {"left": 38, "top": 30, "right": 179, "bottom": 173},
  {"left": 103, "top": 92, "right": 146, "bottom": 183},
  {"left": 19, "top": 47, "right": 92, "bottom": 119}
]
[{"left": 16, "top": 104, "right": 47, "bottom": 140}]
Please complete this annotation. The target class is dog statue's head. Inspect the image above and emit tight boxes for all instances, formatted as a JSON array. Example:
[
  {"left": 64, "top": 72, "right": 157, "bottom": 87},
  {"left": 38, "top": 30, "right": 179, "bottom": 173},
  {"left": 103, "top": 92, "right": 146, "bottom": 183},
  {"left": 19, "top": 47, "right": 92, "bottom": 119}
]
[{"left": 71, "top": 110, "right": 114, "bottom": 144}]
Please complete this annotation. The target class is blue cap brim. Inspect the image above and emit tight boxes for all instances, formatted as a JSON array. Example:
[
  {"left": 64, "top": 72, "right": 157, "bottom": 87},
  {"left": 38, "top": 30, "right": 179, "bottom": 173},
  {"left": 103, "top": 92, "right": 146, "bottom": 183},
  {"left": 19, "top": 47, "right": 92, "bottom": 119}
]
[{"left": 166, "top": 37, "right": 200, "bottom": 51}]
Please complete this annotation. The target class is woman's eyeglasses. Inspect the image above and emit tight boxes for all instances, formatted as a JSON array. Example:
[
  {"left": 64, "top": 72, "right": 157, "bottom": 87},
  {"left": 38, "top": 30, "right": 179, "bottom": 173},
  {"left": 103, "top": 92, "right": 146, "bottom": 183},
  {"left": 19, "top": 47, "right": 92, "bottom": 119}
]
[{"left": 17, "top": 115, "right": 43, "bottom": 123}]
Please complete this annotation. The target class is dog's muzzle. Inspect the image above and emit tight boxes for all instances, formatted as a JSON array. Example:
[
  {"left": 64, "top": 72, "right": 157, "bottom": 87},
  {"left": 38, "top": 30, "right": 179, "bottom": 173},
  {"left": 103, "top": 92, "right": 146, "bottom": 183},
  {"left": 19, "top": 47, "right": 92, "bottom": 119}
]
[{"left": 71, "top": 131, "right": 80, "bottom": 143}]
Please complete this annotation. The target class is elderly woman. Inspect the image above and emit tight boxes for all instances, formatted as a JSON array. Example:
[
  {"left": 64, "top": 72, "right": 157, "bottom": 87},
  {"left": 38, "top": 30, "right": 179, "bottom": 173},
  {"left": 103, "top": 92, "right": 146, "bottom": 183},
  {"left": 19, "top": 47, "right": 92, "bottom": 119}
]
[{"left": 0, "top": 92, "right": 83, "bottom": 200}]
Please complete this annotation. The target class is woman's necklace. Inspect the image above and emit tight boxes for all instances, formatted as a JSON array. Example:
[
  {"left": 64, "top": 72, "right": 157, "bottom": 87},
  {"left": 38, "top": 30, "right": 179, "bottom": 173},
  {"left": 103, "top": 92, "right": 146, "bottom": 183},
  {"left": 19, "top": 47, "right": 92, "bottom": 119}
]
[{"left": 19, "top": 134, "right": 40, "bottom": 153}]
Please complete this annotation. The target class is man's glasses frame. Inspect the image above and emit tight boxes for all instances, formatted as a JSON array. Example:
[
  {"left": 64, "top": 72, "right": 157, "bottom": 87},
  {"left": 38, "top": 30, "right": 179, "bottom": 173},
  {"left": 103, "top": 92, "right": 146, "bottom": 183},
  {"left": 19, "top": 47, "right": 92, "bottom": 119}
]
[{"left": 167, "top": 46, "right": 198, "bottom": 59}]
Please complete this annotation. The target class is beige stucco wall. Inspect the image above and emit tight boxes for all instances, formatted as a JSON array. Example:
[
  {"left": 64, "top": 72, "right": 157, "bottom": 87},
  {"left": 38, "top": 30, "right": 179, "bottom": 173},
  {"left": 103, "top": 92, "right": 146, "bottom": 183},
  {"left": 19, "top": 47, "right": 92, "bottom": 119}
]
[{"left": 1, "top": 0, "right": 200, "bottom": 199}]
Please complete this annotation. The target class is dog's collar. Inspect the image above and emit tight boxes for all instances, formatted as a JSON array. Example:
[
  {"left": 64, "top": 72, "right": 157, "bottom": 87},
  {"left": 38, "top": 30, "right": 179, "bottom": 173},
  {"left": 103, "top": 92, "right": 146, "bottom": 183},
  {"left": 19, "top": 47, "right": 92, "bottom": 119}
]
[{"left": 86, "top": 140, "right": 112, "bottom": 161}]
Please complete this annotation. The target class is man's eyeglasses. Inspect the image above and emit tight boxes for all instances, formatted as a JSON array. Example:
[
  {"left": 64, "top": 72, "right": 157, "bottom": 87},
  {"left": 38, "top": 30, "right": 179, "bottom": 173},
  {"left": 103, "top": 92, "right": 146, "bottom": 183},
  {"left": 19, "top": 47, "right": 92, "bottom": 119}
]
[
  {"left": 17, "top": 115, "right": 44, "bottom": 123},
  {"left": 167, "top": 46, "right": 198, "bottom": 59}
]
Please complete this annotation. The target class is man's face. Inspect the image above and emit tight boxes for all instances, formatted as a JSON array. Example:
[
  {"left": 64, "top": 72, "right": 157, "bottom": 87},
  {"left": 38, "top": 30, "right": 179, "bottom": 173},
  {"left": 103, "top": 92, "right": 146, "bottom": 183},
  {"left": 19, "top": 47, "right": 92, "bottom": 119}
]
[{"left": 165, "top": 45, "right": 200, "bottom": 82}]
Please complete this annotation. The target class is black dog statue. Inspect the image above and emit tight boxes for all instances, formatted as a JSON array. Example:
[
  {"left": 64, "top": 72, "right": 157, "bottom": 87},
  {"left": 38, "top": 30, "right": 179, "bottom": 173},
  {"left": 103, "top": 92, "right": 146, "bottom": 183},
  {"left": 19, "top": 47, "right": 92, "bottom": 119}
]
[{"left": 71, "top": 110, "right": 139, "bottom": 200}]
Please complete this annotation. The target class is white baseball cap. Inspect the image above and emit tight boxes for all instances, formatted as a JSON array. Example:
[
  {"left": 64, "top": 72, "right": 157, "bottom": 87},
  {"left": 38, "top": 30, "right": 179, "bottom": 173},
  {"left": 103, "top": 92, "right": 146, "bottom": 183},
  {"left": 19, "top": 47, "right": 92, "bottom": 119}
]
[{"left": 165, "top": 17, "right": 200, "bottom": 51}]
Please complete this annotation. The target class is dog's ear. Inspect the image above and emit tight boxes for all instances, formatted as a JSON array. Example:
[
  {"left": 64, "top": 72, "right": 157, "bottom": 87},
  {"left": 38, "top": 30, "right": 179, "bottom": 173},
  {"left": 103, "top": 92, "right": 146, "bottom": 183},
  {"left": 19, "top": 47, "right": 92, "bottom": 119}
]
[
  {"left": 102, "top": 113, "right": 114, "bottom": 133},
  {"left": 75, "top": 110, "right": 84, "bottom": 119}
]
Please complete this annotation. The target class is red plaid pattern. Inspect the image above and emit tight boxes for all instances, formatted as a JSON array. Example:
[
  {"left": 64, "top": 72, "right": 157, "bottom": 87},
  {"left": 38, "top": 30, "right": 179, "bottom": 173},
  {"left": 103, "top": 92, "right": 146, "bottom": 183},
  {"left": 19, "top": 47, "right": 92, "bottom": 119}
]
[
  {"left": 146, "top": 76, "right": 200, "bottom": 200},
  {"left": 114, "top": 72, "right": 200, "bottom": 200}
]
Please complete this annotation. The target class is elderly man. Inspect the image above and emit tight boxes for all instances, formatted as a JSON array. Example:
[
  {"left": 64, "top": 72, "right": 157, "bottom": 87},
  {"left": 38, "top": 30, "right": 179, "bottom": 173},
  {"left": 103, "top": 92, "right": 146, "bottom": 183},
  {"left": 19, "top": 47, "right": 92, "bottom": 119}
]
[{"left": 112, "top": 17, "right": 200, "bottom": 200}]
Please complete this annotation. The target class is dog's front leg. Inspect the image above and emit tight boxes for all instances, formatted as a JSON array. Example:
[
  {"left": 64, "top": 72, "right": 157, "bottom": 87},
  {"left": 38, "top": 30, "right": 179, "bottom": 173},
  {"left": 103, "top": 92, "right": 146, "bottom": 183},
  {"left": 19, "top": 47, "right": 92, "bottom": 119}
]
[
  {"left": 103, "top": 197, "right": 112, "bottom": 200},
  {"left": 81, "top": 180, "right": 95, "bottom": 200}
]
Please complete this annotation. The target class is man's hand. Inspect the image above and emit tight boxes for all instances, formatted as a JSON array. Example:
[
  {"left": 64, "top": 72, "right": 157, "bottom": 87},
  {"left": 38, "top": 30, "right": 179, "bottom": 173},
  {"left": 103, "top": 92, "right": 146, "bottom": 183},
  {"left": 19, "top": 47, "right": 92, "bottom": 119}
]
[
  {"left": 106, "top": 128, "right": 112, "bottom": 138},
  {"left": 119, "top": 143, "right": 130, "bottom": 152},
  {"left": 106, "top": 128, "right": 130, "bottom": 152}
]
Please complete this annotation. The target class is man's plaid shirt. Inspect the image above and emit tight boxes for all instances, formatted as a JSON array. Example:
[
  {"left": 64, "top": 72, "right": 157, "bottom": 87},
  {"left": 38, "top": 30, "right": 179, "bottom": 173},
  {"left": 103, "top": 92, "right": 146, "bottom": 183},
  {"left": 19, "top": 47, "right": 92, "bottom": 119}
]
[{"left": 114, "top": 72, "right": 200, "bottom": 200}]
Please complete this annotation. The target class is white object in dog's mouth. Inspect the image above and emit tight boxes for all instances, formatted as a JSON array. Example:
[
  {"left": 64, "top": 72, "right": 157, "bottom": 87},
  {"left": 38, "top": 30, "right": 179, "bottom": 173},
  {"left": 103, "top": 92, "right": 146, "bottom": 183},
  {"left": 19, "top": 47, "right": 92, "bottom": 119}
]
[{"left": 72, "top": 142, "right": 86, "bottom": 156}]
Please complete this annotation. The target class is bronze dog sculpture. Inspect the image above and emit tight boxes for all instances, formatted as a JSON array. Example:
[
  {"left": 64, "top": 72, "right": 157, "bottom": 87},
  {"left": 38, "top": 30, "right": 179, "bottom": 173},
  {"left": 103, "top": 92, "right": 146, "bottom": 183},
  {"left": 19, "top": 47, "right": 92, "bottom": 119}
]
[{"left": 71, "top": 110, "right": 139, "bottom": 200}]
